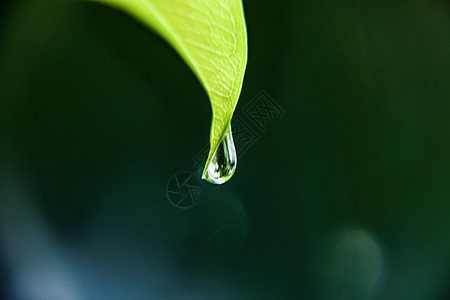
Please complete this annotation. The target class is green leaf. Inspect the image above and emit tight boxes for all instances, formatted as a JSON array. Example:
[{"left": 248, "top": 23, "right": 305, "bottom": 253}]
[{"left": 91, "top": 0, "right": 248, "bottom": 179}]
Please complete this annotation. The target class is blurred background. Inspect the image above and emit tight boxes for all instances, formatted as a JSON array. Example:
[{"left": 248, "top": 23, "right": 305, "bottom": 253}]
[{"left": 1, "top": 0, "right": 449, "bottom": 299}]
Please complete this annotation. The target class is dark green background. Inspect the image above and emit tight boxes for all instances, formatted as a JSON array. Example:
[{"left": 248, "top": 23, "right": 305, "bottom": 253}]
[{"left": 1, "top": 0, "right": 449, "bottom": 299}]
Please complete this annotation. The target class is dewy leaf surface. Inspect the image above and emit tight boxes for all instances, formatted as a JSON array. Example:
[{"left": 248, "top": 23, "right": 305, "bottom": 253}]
[{"left": 92, "top": 0, "right": 248, "bottom": 179}]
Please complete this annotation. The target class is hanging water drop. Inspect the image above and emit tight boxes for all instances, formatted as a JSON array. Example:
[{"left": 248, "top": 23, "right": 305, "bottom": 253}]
[{"left": 202, "top": 124, "right": 237, "bottom": 184}]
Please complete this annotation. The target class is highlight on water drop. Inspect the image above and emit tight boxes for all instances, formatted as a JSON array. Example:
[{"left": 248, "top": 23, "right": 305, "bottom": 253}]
[{"left": 202, "top": 124, "right": 237, "bottom": 185}]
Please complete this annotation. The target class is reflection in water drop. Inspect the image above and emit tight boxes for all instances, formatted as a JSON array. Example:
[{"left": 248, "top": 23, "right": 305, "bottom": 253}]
[{"left": 203, "top": 124, "right": 237, "bottom": 185}]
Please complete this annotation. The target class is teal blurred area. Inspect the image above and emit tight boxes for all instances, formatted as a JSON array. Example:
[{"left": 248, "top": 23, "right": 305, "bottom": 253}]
[{"left": 0, "top": 0, "right": 449, "bottom": 299}]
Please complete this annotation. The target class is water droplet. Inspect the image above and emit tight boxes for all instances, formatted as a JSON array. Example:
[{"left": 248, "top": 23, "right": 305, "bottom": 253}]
[{"left": 202, "top": 124, "right": 237, "bottom": 184}]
